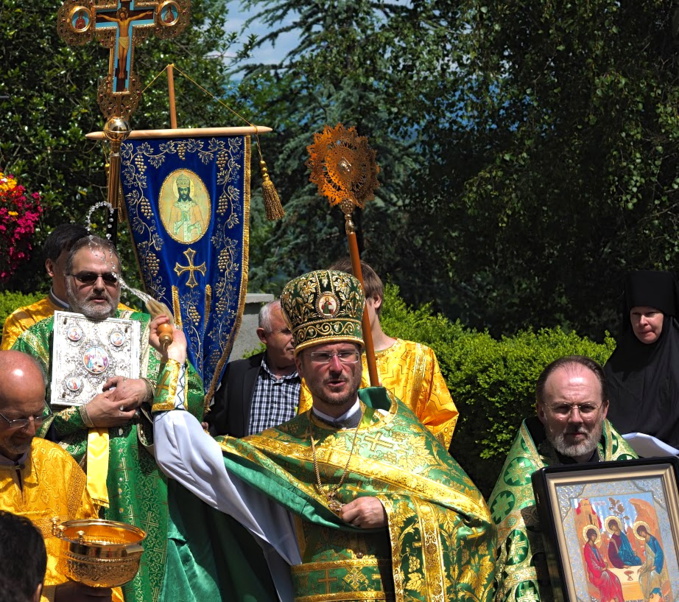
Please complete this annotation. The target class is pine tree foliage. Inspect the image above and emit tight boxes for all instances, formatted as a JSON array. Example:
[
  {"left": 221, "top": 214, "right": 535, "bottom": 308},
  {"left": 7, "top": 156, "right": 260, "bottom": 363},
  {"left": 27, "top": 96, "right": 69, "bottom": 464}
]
[
  {"left": 0, "top": 0, "right": 238, "bottom": 291},
  {"left": 238, "top": 0, "right": 679, "bottom": 338}
]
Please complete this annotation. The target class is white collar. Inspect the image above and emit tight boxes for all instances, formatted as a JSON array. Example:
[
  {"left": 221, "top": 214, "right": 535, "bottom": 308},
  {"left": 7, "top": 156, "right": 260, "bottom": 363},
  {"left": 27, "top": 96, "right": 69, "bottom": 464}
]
[
  {"left": 312, "top": 399, "right": 360, "bottom": 426},
  {"left": 49, "top": 288, "right": 69, "bottom": 309}
]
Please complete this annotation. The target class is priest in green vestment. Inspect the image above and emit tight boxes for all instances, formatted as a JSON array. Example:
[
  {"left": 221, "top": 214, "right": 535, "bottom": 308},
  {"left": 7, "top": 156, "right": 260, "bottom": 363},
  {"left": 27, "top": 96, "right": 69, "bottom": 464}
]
[
  {"left": 12, "top": 235, "right": 204, "bottom": 602},
  {"left": 488, "top": 356, "right": 637, "bottom": 602},
  {"left": 151, "top": 269, "right": 496, "bottom": 602}
]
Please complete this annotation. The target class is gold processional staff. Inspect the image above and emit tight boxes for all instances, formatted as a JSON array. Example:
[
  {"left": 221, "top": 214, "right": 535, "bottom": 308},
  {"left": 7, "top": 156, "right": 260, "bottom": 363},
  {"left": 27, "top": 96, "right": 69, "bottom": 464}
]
[{"left": 306, "top": 123, "right": 381, "bottom": 386}]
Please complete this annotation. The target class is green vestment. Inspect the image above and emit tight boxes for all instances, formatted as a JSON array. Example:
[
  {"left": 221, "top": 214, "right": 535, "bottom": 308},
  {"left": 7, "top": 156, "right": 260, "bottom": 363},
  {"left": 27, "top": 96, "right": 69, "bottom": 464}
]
[
  {"left": 154, "top": 357, "right": 497, "bottom": 602},
  {"left": 13, "top": 311, "right": 204, "bottom": 602},
  {"left": 488, "top": 417, "right": 637, "bottom": 602}
]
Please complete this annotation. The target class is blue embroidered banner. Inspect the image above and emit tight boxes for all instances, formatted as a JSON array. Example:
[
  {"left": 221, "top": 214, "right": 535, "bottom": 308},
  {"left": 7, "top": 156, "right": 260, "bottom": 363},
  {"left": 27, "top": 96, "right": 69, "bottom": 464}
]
[{"left": 120, "top": 135, "right": 250, "bottom": 400}]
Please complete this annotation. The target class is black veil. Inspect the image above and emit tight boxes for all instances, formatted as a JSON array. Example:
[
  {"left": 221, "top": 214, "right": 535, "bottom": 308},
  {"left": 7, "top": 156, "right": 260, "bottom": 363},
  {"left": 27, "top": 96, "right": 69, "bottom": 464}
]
[{"left": 604, "top": 270, "right": 679, "bottom": 447}]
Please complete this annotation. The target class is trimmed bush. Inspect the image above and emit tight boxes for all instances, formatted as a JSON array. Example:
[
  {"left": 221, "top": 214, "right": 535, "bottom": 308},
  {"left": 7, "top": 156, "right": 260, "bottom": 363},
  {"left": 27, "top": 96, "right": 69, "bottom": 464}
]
[
  {"left": 0, "top": 290, "right": 44, "bottom": 346},
  {"left": 381, "top": 284, "right": 615, "bottom": 495}
]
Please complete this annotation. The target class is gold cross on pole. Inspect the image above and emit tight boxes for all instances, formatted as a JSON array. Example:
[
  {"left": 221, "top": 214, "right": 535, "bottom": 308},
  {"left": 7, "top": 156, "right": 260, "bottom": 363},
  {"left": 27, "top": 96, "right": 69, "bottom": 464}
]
[
  {"left": 57, "top": 0, "right": 190, "bottom": 119},
  {"left": 57, "top": 0, "right": 191, "bottom": 227},
  {"left": 174, "top": 248, "right": 206, "bottom": 288}
]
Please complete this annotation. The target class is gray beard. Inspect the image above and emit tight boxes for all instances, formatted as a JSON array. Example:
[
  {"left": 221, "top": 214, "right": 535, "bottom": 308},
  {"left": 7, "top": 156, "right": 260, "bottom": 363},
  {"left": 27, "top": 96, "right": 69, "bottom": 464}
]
[
  {"left": 75, "top": 300, "right": 116, "bottom": 321},
  {"left": 66, "top": 282, "right": 118, "bottom": 322},
  {"left": 549, "top": 421, "right": 604, "bottom": 460}
]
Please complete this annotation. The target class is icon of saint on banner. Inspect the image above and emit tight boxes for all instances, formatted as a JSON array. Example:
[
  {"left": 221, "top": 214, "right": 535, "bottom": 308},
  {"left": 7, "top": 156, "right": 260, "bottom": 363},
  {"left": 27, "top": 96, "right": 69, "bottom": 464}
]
[{"left": 159, "top": 169, "right": 210, "bottom": 244}]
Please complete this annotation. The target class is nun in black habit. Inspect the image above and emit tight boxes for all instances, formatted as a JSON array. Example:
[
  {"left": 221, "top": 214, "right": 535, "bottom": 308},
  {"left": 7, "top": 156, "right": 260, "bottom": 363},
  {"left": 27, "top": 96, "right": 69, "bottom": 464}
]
[{"left": 604, "top": 270, "right": 679, "bottom": 448}]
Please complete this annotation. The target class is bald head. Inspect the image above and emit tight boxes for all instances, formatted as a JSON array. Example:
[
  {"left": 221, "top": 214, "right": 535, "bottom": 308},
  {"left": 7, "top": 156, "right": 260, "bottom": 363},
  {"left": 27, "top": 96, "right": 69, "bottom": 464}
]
[
  {"left": 0, "top": 352, "right": 47, "bottom": 461},
  {"left": 0, "top": 352, "right": 46, "bottom": 400}
]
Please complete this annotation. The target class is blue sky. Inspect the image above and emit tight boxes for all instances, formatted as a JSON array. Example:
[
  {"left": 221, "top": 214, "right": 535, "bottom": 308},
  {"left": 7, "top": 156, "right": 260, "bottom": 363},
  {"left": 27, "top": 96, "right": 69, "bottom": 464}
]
[
  {"left": 223, "top": 0, "right": 413, "bottom": 65},
  {"left": 224, "top": 2, "right": 299, "bottom": 65}
]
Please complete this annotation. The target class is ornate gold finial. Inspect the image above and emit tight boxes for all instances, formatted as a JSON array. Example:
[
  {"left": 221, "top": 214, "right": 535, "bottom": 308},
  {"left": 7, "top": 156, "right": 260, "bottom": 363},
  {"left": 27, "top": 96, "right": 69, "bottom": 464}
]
[
  {"left": 306, "top": 123, "right": 380, "bottom": 213},
  {"left": 305, "top": 124, "right": 382, "bottom": 386}
]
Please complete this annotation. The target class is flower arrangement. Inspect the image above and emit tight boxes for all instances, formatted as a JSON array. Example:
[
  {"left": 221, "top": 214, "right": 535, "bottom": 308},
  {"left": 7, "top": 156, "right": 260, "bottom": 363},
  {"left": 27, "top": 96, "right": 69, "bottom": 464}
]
[{"left": 0, "top": 172, "right": 42, "bottom": 283}]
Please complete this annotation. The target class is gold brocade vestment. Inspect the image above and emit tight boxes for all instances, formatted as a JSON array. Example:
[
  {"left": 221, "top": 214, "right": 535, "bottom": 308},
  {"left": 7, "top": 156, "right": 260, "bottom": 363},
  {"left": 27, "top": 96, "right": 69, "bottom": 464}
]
[
  {"left": 0, "top": 438, "right": 123, "bottom": 602},
  {"left": 12, "top": 311, "right": 205, "bottom": 602},
  {"left": 2, "top": 296, "right": 61, "bottom": 350},
  {"left": 488, "top": 418, "right": 637, "bottom": 602},
  {"left": 299, "top": 339, "right": 458, "bottom": 448},
  {"left": 1, "top": 295, "right": 134, "bottom": 351}
]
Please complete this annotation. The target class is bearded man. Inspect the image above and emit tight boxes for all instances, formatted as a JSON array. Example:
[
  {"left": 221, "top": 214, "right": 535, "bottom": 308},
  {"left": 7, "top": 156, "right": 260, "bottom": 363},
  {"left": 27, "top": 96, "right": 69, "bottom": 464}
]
[
  {"left": 1, "top": 224, "right": 135, "bottom": 350},
  {"left": 169, "top": 173, "right": 204, "bottom": 242},
  {"left": 12, "top": 235, "right": 204, "bottom": 602},
  {"left": 488, "top": 356, "right": 637, "bottom": 602}
]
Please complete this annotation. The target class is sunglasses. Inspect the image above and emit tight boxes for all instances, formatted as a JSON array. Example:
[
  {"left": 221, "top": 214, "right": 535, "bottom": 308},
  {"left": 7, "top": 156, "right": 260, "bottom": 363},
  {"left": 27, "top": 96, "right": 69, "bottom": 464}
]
[
  {"left": 69, "top": 271, "right": 119, "bottom": 286},
  {"left": 69, "top": 272, "right": 120, "bottom": 286}
]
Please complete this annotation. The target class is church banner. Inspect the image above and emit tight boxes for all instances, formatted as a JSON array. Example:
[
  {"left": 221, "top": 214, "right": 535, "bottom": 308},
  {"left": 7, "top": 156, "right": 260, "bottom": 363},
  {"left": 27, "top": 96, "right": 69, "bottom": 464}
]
[{"left": 120, "top": 134, "right": 250, "bottom": 400}]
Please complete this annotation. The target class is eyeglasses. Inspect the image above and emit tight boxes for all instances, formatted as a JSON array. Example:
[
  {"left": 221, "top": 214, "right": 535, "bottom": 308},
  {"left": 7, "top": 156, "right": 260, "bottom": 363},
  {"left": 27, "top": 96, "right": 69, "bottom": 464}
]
[
  {"left": 544, "top": 403, "right": 603, "bottom": 417},
  {"left": 309, "top": 350, "right": 361, "bottom": 365},
  {"left": 0, "top": 405, "right": 53, "bottom": 430},
  {"left": 69, "top": 271, "right": 119, "bottom": 286}
]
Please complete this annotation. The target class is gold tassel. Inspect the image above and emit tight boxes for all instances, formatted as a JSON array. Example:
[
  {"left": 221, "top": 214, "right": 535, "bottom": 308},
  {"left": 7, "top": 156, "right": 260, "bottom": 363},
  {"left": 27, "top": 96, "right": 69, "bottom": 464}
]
[
  {"left": 105, "top": 159, "right": 126, "bottom": 221},
  {"left": 260, "top": 160, "right": 285, "bottom": 220}
]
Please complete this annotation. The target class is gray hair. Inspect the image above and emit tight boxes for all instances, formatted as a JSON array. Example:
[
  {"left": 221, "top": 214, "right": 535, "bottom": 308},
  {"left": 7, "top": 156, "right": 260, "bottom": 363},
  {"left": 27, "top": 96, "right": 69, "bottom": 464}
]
[
  {"left": 258, "top": 299, "right": 282, "bottom": 332},
  {"left": 65, "top": 235, "right": 120, "bottom": 275}
]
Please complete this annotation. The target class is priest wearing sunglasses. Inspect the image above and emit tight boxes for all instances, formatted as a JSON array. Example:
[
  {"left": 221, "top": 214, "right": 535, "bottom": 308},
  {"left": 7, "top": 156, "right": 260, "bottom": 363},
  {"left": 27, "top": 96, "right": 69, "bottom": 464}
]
[
  {"left": 1, "top": 223, "right": 134, "bottom": 350},
  {"left": 12, "top": 235, "right": 204, "bottom": 602}
]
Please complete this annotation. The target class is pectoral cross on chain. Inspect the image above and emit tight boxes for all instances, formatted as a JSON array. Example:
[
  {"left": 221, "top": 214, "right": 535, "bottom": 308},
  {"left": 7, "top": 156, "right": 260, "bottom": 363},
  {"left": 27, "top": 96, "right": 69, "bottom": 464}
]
[{"left": 57, "top": 0, "right": 190, "bottom": 118}]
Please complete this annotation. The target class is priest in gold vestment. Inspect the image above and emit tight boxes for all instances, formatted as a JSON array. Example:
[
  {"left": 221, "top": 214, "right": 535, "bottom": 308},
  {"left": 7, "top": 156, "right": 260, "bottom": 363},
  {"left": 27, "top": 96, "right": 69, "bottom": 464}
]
[
  {"left": 299, "top": 259, "right": 458, "bottom": 448},
  {"left": 0, "top": 350, "right": 121, "bottom": 602},
  {"left": 151, "top": 270, "right": 495, "bottom": 601}
]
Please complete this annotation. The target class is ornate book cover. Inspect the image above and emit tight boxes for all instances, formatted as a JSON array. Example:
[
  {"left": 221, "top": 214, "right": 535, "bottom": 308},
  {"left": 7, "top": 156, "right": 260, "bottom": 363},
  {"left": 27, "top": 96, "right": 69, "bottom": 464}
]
[{"left": 51, "top": 310, "right": 141, "bottom": 407}]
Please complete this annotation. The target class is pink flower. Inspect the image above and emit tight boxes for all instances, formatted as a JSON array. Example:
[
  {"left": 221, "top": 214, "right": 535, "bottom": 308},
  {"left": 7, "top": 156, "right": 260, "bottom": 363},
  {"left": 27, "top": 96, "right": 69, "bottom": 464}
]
[{"left": 0, "top": 172, "right": 42, "bottom": 283}]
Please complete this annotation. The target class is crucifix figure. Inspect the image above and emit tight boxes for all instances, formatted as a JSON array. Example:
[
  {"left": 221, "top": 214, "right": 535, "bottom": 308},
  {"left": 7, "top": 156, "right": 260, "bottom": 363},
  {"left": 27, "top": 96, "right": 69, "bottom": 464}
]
[
  {"left": 57, "top": 0, "right": 190, "bottom": 117},
  {"left": 97, "top": 4, "right": 154, "bottom": 91}
]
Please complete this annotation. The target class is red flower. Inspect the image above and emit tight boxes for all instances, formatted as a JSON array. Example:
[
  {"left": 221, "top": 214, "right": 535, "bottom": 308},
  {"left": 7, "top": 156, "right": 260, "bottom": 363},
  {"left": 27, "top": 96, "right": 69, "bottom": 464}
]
[{"left": 0, "top": 173, "right": 42, "bottom": 282}]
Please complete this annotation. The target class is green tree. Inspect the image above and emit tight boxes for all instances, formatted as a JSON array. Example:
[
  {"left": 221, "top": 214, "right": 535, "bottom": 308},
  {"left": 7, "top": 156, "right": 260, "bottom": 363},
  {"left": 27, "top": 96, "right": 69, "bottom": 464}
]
[
  {"left": 0, "top": 0, "right": 239, "bottom": 292},
  {"left": 237, "top": 0, "right": 448, "bottom": 293},
  {"left": 238, "top": 0, "right": 679, "bottom": 339},
  {"left": 401, "top": 0, "right": 679, "bottom": 338}
]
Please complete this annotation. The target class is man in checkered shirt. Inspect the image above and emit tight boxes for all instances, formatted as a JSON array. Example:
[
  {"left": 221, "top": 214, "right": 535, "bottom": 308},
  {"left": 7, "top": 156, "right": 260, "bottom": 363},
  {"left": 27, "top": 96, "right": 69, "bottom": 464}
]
[{"left": 206, "top": 300, "right": 300, "bottom": 436}]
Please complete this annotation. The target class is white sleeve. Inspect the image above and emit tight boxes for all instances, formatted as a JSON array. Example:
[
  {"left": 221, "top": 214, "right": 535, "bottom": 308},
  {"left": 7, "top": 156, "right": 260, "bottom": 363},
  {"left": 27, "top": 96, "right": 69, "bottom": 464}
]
[{"left": 154, "top": 408, "right": 302, "bottom": 567}]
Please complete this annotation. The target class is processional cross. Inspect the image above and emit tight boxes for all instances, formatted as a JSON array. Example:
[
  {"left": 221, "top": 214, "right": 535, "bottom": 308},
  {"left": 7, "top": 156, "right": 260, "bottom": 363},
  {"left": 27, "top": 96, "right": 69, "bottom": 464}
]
[
  {"left": 57, "top": 0, "right": 190, "bottom": 119},
  {"left": 57, "top": 0, "right": 190, "bottom": 222}
]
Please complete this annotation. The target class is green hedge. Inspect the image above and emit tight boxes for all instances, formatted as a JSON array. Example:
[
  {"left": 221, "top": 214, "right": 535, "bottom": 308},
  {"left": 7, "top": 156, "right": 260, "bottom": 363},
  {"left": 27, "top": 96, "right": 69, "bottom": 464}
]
[
  {"left": 381, "top": 284, "right": 615, "bottom": 496},
  {"left": 0, "top": 290, "right": 44, "bottom": 347}
]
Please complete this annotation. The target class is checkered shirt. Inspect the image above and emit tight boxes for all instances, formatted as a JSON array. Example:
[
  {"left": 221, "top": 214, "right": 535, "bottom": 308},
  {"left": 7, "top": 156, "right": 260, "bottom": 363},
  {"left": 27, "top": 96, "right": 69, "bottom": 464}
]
[{"left": 247, "top": 355, "right": 300, "bottom": 435}]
